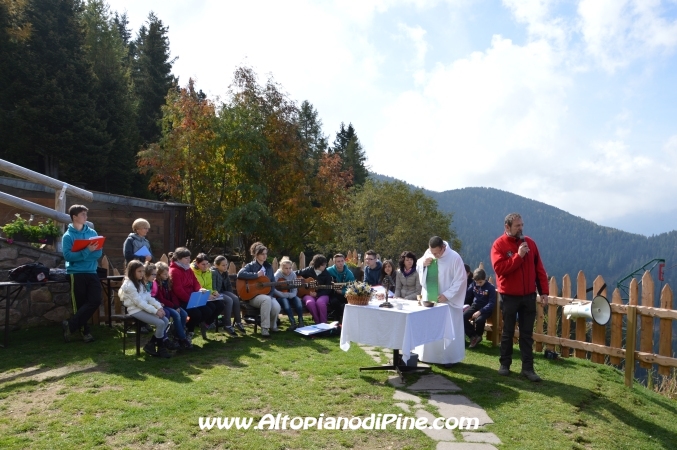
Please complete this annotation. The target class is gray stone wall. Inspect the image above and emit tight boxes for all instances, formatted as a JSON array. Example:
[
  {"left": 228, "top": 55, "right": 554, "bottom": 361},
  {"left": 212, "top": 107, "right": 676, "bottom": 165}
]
[{"left": 0, "top": 238, "right": 69, "bottom": 331}]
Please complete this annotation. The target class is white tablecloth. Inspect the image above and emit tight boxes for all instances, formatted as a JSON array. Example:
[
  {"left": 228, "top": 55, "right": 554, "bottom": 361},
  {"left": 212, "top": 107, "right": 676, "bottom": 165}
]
[{"left": 339, "top": 299, "right": 454, "bottom": 363}]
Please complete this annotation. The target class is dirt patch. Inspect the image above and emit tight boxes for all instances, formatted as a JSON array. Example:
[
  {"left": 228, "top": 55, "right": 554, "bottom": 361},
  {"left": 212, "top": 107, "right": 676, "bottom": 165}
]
[
  {"left": 3, "top": 381, "right": 65, "bottom": 420},
  {"left": 280, "top": 371, "right": 299, "bottom": 378}
]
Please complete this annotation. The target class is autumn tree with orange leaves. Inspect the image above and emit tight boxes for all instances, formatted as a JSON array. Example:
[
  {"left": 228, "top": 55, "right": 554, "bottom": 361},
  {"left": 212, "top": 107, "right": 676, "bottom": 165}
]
[{"left": 138, "top": 68, "right": 353, "bottom": 255}]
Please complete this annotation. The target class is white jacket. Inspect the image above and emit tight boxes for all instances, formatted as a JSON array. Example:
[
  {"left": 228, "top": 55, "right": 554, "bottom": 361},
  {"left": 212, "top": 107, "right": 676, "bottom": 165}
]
[{"left": 119, "top": 278, "right": 163, "bottom": 315}]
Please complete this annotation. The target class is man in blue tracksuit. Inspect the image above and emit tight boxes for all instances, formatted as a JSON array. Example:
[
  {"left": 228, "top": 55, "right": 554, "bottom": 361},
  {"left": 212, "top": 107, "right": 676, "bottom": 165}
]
[
  {"left": 463, "top": 268, "right": 496, "bottom": 348},
  {"left": 61, "top": 205, "right": 103, "bottom": 343}
]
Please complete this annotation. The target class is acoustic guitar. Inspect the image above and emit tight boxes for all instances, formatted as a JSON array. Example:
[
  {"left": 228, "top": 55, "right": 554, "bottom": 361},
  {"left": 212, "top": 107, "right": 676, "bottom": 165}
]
[
  {"left": 236, "top": 276, "right": 302, "bottom": 301},
  {"left": 297, "top": 277, "right": 349, "bottom": 297}
]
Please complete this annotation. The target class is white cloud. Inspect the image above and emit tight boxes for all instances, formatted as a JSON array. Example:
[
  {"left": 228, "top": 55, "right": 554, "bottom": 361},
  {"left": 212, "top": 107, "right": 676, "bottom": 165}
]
[
  {"left": 372, "top": 34, "right": 571, "bottom": 192},
  {"left": 398, "top": 23, "right": 428, "bottom": 68},
  {"left": 578, "top": 0, "right": 677, "bottom": 73}
]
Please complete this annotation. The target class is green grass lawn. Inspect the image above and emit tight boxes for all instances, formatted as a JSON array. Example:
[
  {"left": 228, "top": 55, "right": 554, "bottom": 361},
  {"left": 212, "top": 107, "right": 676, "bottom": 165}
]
[{"left": 0, "top": 322, "right": 675, "bottom": 450}]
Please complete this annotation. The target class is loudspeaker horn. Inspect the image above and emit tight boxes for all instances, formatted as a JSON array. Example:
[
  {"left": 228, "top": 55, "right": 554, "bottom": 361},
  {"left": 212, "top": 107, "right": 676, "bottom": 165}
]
[{"left": 562, "top": 295, "right": 611, "bottom": 326}]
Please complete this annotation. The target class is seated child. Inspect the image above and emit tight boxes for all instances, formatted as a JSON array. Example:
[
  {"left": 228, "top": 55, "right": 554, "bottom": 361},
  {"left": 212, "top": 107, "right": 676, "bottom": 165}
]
[
  {"left": 211, "top": 255, "right": 245, "bottom": 336},
  {"left": 123, "top": 218, "right": 153, "bottom": 265},
  {"left": 274, "top": 257, "right": 304, "bottom": 330},
  {"left": 153, "top": 262, "right": 193, "bottom": 350},
  {"left": 191, "top": 253, "right": 225, "bottom": 334},
  {"left": 463, "top": 268, "right": 496, "bottom": 348},
  {"left": 118, "top": 260, "right": 171, "bottom": 358}
]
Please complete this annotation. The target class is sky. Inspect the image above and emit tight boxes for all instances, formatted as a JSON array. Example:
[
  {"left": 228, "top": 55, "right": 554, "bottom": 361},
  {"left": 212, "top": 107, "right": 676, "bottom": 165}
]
[{"left": 105, "top": 0, "right": 677, "bottom": 236}]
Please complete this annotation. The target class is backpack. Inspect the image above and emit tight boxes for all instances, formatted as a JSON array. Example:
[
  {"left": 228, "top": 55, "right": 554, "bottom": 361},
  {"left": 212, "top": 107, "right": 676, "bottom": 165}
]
[{"left": 8, "top": 262, "right": 50, "bottom": 283}]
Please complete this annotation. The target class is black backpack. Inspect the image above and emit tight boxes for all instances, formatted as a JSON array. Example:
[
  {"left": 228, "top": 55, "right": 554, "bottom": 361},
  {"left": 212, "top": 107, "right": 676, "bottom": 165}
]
[{"left": 8, "top": 262, "right": 50, "bottom": 283}]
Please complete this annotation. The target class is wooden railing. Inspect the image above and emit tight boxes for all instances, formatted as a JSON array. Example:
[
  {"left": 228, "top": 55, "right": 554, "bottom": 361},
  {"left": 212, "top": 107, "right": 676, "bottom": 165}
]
[{"left": 0, "top": 159, "right": 94, "bottom": 250}]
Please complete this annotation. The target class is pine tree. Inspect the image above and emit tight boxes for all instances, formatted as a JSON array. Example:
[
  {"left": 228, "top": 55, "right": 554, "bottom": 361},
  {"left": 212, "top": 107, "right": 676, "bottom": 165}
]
[
  {"left": 330, "top": 122, "right": 369, "bottom": 186},
  {"left": 7, "top": 0, "right": 111, "bottom": 186},
  {"left": 133, "top": 12, "right": 176, "bottom": 146},
  {"left": 298, "top": 100, "right": 328, "bottom": 175},
  {"left": 82, "top": 0, "right": 138, "bottom": 194}
]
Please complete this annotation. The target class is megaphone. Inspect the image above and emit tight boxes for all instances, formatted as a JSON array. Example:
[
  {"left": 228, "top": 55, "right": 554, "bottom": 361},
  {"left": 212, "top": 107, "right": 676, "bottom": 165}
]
[{"left": 562, "top": 295, "right": 611, "bottom": 326}]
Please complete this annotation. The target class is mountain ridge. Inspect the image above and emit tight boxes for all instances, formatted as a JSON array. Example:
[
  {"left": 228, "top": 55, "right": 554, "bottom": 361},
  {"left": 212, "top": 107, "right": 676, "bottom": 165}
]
[{"left": 369, "top": 173, "right": 676, "bottom": 297}]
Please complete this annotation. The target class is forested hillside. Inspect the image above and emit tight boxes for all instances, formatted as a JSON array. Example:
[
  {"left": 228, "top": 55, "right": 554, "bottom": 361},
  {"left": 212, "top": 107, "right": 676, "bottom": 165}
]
[
  {"left": 439, "top": 188, "right": 677, "bottom": 296},
  {"left": 371, "top": 174, "right": 677, "bottom": 297}
]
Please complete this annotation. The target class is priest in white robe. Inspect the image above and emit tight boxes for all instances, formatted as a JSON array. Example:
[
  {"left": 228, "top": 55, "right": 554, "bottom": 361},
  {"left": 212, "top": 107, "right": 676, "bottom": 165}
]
[{"left": 414, "top": 236, "right": 467, "bottom": 366}]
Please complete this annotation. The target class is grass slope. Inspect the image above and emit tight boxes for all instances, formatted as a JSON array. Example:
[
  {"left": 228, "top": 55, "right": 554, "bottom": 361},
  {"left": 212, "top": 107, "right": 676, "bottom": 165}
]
[{"left": 0, "top": 323, "right": 675, "bottom": 449}]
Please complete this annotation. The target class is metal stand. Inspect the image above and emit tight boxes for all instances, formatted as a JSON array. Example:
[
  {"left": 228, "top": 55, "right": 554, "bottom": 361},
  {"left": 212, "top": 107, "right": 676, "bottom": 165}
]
[
  {"left": 379, "top": 276, "right": 394, "bottom": 308},
  {"left": 360, "top": 349, "right": 430, "bottom": 382}
]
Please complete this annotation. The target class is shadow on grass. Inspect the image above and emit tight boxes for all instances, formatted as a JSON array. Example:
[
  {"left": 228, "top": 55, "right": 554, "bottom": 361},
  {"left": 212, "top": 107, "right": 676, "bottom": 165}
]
[
  {"left": 0, "top": 322, "right": 338, "bottom": 389},
  {"left": 430, "top": 354, "right": 677, "bottom": 450}
]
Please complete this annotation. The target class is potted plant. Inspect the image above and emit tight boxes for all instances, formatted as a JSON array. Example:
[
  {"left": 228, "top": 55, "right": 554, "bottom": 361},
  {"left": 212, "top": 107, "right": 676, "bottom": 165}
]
[{"left": 1, "top": 214, "right": 62, "bottom": 245}]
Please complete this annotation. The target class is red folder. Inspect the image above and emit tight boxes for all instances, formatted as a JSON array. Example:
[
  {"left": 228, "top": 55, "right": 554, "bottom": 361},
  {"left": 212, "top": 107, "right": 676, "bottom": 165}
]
[{"left": 71, "top": 236, "right": 106, "bottom": 252}]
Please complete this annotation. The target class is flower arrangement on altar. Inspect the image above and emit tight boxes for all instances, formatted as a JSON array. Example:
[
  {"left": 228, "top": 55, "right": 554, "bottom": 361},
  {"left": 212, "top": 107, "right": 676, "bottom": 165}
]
[{"left": 345, "top": 281, "right": 372, "bottom": 297}]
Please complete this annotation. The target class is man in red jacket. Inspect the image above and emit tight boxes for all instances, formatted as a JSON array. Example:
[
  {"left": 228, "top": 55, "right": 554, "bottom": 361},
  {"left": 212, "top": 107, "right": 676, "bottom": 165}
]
[{"left": 491, "top": 213, "right": 549, "bottom": 382}]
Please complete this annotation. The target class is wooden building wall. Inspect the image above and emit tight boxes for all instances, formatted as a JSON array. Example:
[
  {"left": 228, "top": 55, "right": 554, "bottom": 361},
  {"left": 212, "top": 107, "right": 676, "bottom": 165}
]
[{"left": 0, "top": 177, "right": 190, "bottom": 273}]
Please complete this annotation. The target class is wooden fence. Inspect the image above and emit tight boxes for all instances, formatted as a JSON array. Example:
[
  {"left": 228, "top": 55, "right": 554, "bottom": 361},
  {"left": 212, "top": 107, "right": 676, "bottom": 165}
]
[{"left": 484, "top": 269, "right": 676, "bottom": 388}]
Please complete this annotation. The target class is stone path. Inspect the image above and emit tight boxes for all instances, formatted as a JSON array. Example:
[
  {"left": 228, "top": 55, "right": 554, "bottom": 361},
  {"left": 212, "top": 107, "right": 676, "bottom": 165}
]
[{"left": 358, "top": 344, "right": 502, "bottom": 449}]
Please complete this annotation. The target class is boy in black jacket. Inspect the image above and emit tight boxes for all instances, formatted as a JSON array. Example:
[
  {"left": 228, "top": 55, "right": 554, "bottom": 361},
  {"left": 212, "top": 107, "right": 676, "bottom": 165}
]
[{"left": 463, "top": 268, "right": 496, "bottom": 348}]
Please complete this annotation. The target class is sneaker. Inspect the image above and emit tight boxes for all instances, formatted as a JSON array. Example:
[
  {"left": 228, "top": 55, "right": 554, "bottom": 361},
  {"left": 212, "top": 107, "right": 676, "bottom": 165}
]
[
  {"left": 140, "top": 325, "right": 151, "bottom": 334},
  {"left": 288, "top": 319, "right": 297, "bottom": 331},
  {"left": 179, "top": 339, "right": 194, "bottom": 351},
  {"left": 143, "top": 339, "right": 159, "bottom": 357},
  {"left": 498, "top": 365, "right": 510, "bottom": 376},
  {"left": 298, "top": 318, "right": 305, "bottom": 328},
  {"left": 271, "top": 324, "right": 279, "bottom": 332},
  {"left": 157, "top": 341, "right": 172, "bottom": 359},
  {"left": 186, "top": 331, "right": 195, "bottom": 341},
  {"left": 200, "top": 322, "right": 209, "bottom": 340},
  {"left": 62, "top": 320, "right": 71, "bottom": 343},
  {"left": 165, "top": 339, "right": 180, "bottom": 350},
  {"left": 82, "top": 333, "right": 95, "bottom": 343},
  {"left": 469, "top": 335, "right": 482, "bottom": 348},
  {"left": 521, "top": 370, "right": 542, "bottom": 382},
  {"left": 261, "top": 327, "right": 271, "bottom": 338},
  {"left": 234, "top": 322, "right": 247, "bottom": 334},
  {"left": 224, "top": 326, "right": 237, "bottom": 337}
]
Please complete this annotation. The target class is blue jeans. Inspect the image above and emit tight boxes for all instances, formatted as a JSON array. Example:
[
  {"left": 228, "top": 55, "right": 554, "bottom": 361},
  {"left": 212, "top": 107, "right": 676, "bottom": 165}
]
[
  {"left": 277, "top": 295, "right": 303, "bottom": 321},
  {"left": 163, "top": 307, "right": 187, "bottom": 340}
]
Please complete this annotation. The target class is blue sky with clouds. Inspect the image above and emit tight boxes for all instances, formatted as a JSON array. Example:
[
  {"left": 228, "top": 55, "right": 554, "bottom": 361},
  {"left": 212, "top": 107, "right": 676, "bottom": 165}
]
[{"left": 106, "top": 0, "right": 677, "bottom": 236}]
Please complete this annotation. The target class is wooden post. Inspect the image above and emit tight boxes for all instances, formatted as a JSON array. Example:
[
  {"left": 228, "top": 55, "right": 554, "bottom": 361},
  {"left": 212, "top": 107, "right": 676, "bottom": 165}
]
[
  {"left": 478, "top": 262, "right": 484, "bottom": 270},
  {"left": 575, "top": 271, "right": 587, "bottom": 359},
  {"left": 610, "top": 288, "right": 623, "bottom": 365},
  {"left": 494, "top": 292, "right": 502, "bottom": 347},
  {"left": 591, "top": 275, "right": 607, "bottom": 364},
  {"left": 639, "top": 271, "right": 654, "bottom": 369},
  {"left": 625, "top": 304, "right": 637, "bottom": 388},
  {"left": 228, "top": 262, "right": 236, "bottom": 275},
  {"left": 299, "top": 252, "right": 306, "bottom": 270},
  {"left": 658, "top": 285, "right": 673, "bottom": 376},
  {"left": 160, "top": 254, "right": 169, "bottom": 264},
  {"left": 272, "top": 257, "right": 278, "bottom": 273},
  {"left": 561, "top": 274, "right": 571, "bottom": 357},
  {"left": 54, "top": 184, "right": 67, "bottom": 251},
  {"left": 535, "top": 289, "right": 545, "bottom": 352},
  {"left": 485, "top": 275, "right": 496, "bottom": 345},
  {"left": 546, "top": 276, "right": 558, "bottom": 352}
]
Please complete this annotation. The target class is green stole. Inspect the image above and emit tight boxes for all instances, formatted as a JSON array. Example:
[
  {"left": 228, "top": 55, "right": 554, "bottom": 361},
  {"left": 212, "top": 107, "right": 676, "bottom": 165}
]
[{"left": 426, "top": 259, "right": 439, "bottom": 303}]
